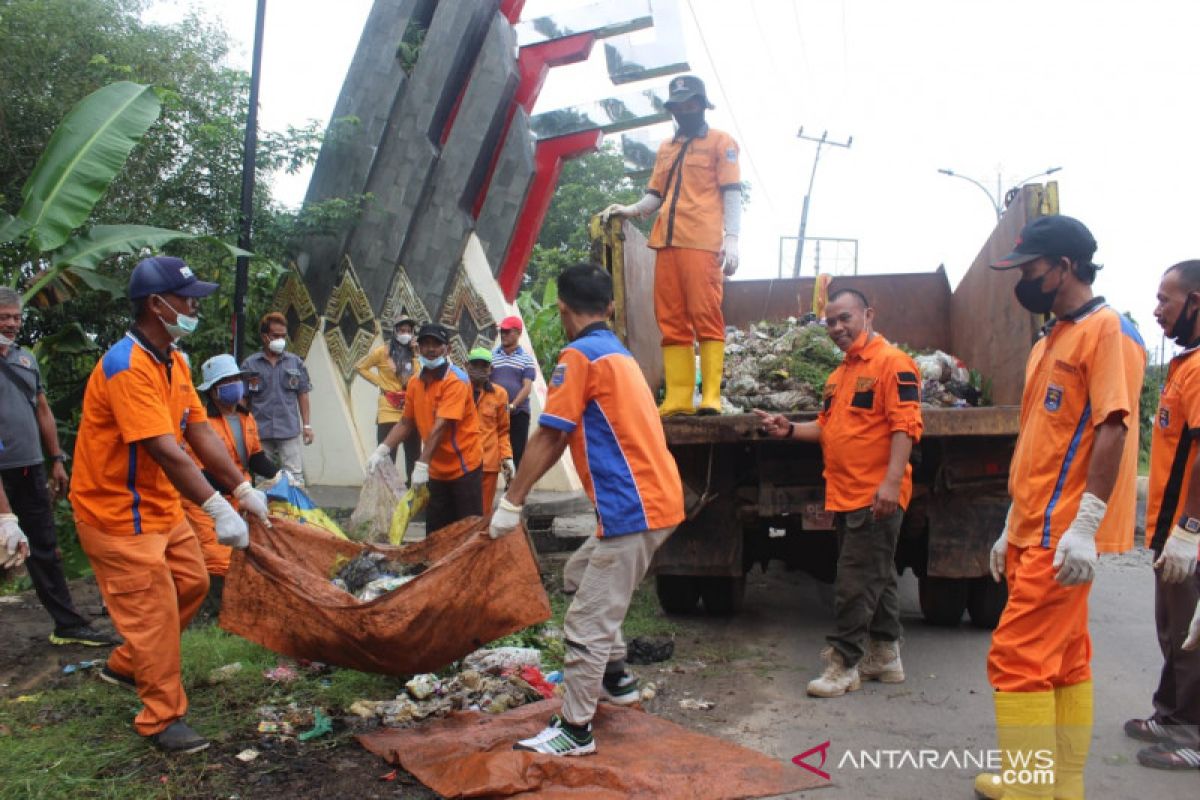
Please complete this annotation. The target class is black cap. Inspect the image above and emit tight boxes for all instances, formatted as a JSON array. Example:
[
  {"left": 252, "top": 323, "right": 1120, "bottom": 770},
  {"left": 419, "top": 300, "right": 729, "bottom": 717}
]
[
  {"left": 416, "top": 322, "right": 450, "bottom": 343},
  {"left": 664, "top": 74, "right": 714, "bottom": 110},
  {"left": 992, "top": 215, "right": 1097, "bottom": 270},
  {"left": 128, "top": 256, "right": 219, "bottom": 299}
]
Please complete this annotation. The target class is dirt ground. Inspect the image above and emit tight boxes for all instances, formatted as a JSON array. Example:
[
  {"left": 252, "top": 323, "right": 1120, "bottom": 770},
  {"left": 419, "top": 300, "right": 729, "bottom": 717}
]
[{"left": 2, "top": 550, "right": 1197, "bottom": 799}]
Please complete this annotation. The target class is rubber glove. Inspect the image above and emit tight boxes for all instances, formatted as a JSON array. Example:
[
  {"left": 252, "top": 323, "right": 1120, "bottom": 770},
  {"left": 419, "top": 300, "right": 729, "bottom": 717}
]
[
  {"left": 410, "top": 461, "right": 430, "bottom": 488},
  {"left": 1053, "top": 492, "right": 1105, "bottom": 585},
  {"left": 721, "top": 234, "right": 740, "bottom": 276},
  {"left": 501, "top": 458, "right": 515, "bottom": 481},
  {"left": 203, "top": 492, "right": 249, "bottom": 549},
  {"left": 366, "top": 444, "right": 391, "bottom": 474},
  {"left": 1184, "top": 598, "right": 1200, "bottom": 651},
  {"left": 1154, "top": 525, "right": 1199, "bottom": 584},
  {"left": 601, "top": 203, "right": 636, "bottom": 223},
  {"left": 1, "top": 513, "right": 29, "bottom": 569},
  {"left": 489, "top": 497, "right": 523, "bottom": 539},
  {"left": 233, "top": 481, "right": 272, "bottom": 528},
  {"left": 990, "top": 504, "right": 1013, "bottom": 583}
]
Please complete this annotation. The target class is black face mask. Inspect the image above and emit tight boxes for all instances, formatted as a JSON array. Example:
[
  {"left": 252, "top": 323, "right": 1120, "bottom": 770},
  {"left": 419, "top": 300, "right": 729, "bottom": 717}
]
[
  {"left": 1014, "top": 265, "right": 1061, "bottom": 314},
  {"left": 673, "top": 110, "right": 705, "bottom": 137},
  {"left": 1171, "top": 296, "right": 1199, "bottom": 346}
]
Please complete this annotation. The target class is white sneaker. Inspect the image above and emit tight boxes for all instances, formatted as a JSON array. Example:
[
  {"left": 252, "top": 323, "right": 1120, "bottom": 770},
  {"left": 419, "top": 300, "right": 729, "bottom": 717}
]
[
  {"left": 513, "top": 714, "right": 596, "bottom": 756},
  {"left": 806, "top": 647, "right": 862, "bottom": 698},
  {"left": 600, "top": 670, "right": 641, "bottom": 706},
  {"left": 857, "top": 639, "right": 905, "bottom": 683}
]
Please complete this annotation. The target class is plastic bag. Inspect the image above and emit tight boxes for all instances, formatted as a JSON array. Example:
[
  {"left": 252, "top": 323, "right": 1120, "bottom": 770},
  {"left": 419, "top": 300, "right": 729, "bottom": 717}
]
[
  {"left": 388, "top": 484, "right": 429, "bottom": 545},
  {"left": 265, "top": 471, "right": 347, "bottom": 539},
  {"left": 349, "top": 458, "right": 404, "bottom": 542}
]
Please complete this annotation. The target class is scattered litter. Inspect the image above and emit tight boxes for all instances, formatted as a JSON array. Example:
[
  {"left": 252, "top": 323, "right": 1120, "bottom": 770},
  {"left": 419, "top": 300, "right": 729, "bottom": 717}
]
[
  {"left": 298, "top": 708, "right": 333, "bottom": 741},
  {"left": 519, "top": 666, "right": 556, "bottom": 700},
  {"left": 255, "top": 703, "right": 313, "bottom": 737},
  {"left": 349, "top": 700, "right": 380, "bottom": 718},
  {"left": 347, "top": 665, "right": 550, "bottom": 728},
  {"left": 462, "top": 646, "right": 541, "bottom": 672},
  {"left": 679, "top": 698, "right": 715, "bottom": 711},
  {"left": 262, "top": 665, "right": 299, "bottom": 683},
  {"left": 380, "top": 768, "right": 399, "bottom": 782},
  {"left": 628, "top": 636, "right": 675, "bottom": 664},
  {"left": 14, "top": 694, "right": 41, "bottom": 703},
  {"left": 235, "top": 749, "right": 260, "bottom": 763},
  {"left": 0, "top": 596, "right": 25, "bottom": 605},
  {"left": 61, "top": 659, "right": 102, "bottom": 675},
  {"left": 389, "top": 484, "right": 430, "bottom": 545},
  {"left": 405, "top": 674, "right": 437, "bottom": 701},
  {"left": 256, "top": 720, "right": 295, "bottom": 736},
  {"left": 206, "top": 662, "right": 243, "bottom": 685},
  {"left": 640, "top": 682, "right": 657, "bottom": 702},
  {"left": 331, "top": 551, "right": 427, "bottom": 601},
  {"left": 545, "top": 670, "right": 563, "bottom": 685}
]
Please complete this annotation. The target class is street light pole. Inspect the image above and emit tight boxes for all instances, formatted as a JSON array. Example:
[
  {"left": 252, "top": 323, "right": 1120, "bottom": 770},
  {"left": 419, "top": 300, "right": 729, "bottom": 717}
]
[
  {"left": 936, "top": 166, "right": 1062, "bottom": 223},
  {"left": 232, "top": 0, "right": 267, "bottom": 363}
]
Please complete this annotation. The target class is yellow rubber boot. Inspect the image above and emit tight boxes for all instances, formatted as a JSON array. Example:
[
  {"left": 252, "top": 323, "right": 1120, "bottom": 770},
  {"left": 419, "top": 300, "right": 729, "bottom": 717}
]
[
  {"left": 1053, "top": 680, "right": 1091, "bottom": 800},
  {"left": 974, "top": 690, "right": 1056, "bottom": 799},
  {"left": 659, "top": 345, "right": 696, "bottom": 417},
  {"left": 696, "top": 340, "right": 724, "bottom": 415}
]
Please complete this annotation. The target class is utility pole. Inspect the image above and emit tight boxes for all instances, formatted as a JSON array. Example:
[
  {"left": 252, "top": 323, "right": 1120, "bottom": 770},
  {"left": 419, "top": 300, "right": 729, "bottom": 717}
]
[
  {"left": 936, "top": 166, "right": 1062, "bottom": 223},
  {"left": 233, "top": 0, "right": 267, "bottom": 362},
  {"left": 793, "top": 127, "right": 852, "bottom": 278}
]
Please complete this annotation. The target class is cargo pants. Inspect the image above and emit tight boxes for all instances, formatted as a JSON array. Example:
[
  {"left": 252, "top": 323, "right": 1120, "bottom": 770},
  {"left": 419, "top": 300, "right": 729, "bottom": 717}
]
[
  {"left": 828, "top": 506, "right": 903, "bottom": 667},
  {"left": 1149, "top": 561, "right": 1200, "bottom": 747}
]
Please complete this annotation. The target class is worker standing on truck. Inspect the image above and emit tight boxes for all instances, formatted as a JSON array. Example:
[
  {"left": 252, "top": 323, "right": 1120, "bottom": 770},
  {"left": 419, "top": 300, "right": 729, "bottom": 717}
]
[
  {"left": 600, "top": 74, "right": 742, "bottom": 417},
  {"left": 1126, "top": 260, "right": 1200, "bottom": 771},
  {"left": 491, "top": 263, "right": 684, "bottom": 757},
  {"left": 70, "top": 256, "right": 272, "bottom": 754},
  {"left": 756, "top": 287, "right": 923, "bottom": 699},
  {"left": 976, "top": 215, "right": 1145, "bottom": 798}
]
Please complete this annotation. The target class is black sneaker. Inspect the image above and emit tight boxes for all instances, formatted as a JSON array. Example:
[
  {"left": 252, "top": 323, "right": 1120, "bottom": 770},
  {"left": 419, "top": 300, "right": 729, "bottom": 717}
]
[
  {"left": 513, "top": 714, "right": 595, "bottom": 756},
  {"left": 148, "top": 720, "right": 210, "bottom": 754},
  {"left": 100, "top": 664, "right": 136, "bottom": 691},
  {"left": 1137, "top": 743, "right": 1200, "bottom": 770},
  {"left": 600, "top": 670, "right": 640, "bottom": 705},
  {"left": 50, "top": 624, "right": 122, "bottom": 647}
]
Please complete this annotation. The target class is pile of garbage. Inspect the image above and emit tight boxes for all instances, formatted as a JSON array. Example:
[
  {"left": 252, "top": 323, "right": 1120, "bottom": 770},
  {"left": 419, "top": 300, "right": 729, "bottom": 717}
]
[
  {"left": 331, "top": 551, "right": 427, "bottom": 602},
  {"left": 721, "top": 318, "right": 986, "bottom": 412}
]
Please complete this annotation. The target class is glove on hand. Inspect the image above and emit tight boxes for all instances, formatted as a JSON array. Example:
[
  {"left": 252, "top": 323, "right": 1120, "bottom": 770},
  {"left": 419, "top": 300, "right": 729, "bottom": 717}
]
[
  {"left": 233, "top": 481, "right": 272, "bottom": 527},
  {"left": 366, "top": 444, "right": 391, "bottom": 474},
  {"left": 501, "top": 458, "right": 516, "bottom": 481},
  {"left": 1184, "top": 598, "right": 1200, "bottom": 651},
  {"left": 489, "top": 497, "right": 523, "bottom": 539},
  {"left": 1154, "top": 525, "right": 1199, "bottom": 584},
  {"left": 1053, "top": 492, "right": 1105, "bottom": 585},
  {"left": 990, "top": 504, "right": 1014, "bottom": 582},
  {"left": 721, "top": 234, "right": 740, "bottom": 276},
  {"left": 1, "top": 513, "right": 29, "bottom": 569},
  {"left": 410, "top": 461, "right": 430, "bottom": 488},
  {"left": 203, "top": 492, "right": 249, "bottom": 549}
]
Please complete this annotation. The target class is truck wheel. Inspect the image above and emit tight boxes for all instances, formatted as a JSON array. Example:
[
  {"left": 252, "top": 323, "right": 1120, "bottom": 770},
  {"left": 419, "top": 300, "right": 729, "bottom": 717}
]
[
  {"left": 656, "top": 574, "right": 702, "bottom": 614},
  {"left": 699, "top": 576, "right": 746, "bottom": 616},
  {"left": 966, "top": 577, "right": 1008, "bottom": 629},
  {"left": 918, "top": 576, "right": 967, "bottom": 626}
]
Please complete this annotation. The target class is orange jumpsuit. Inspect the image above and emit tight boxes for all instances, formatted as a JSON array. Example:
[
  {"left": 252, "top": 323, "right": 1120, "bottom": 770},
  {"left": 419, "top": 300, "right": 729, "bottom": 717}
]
[
  {"left": 473, "top": 383, "right": 512, "bottom": 511},
  {"left": 988, "top": 302, "right": 1145, "bottom": 692},
  {"left": 70, "top": 331, "right": 210, "bottom": 737}
]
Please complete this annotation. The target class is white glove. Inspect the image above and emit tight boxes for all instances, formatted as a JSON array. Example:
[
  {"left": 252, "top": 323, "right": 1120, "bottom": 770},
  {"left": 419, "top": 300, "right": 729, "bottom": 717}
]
[
  {"left": 721, "top": 233, "right": 740, "bottom": 276},
  {"left": 366, "top": 444, "right": 391, "bottom": 474},
  {"left": 1184, "top": 598, "right": 1200, "bottom": 651},
  {"left": 1154, "top": 525, "right": 1199, "bottom": 584},
  {"left": 410, "top": 460, "right": 430, "bottom": 488},
  {"left": 489, "top": 496, "right": 523, "bottom": 539},
  {"left": 601, "top": 203, "right": 636, "bottom": 223},
  {"left": 1053, "top": 492, "right": 1105, "bottom": 585},
  {"left": 501, "top": 458, "right": 515, "bottom": 481},
  {"left": 203, "top": 492, "right": 249, "bottom": 550},
  {"left": 990, "top": 505, "right": 1013, "bottom": 583},
  {"left": 1, "top": 513, "right": 29, "bottom": 569},
  {"left": 233, "top": 481, "right": 272, "bottom": 527}
]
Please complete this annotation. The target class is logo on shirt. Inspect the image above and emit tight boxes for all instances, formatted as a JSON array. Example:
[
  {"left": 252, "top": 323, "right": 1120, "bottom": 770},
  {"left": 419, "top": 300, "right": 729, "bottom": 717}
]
[
  {"left": 1044, "top": 383, "right": 1064, "bottom": 413},
  {"left": 726, "top": 147, "right": 737, "bottom": 163},
  {"left": 17, "top": 355, "right": 32, "bottom": 368},
  {"left": 1159, "top": 407, "right": 1171, "bottom": 429},
  {"left": 550, "top": 364, "right": 567, "bottom": 387},
  {"left": 855, "top": 376, "right": 877, "bottom": 392}
]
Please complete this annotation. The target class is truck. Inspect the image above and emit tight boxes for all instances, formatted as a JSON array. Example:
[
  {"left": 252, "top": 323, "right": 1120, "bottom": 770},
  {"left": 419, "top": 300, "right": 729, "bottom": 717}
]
[{"left": 589, "top": 183, "right": 1061, "bottom": 628}]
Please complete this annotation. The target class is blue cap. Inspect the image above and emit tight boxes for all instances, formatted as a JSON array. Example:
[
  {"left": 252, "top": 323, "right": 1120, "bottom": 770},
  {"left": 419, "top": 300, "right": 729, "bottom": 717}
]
[
  {"left": 196, "top": 353, "right": 252, "bottom": 391},
  {"left": 128, "top": 256, "right": 219, "bottom": 300}
]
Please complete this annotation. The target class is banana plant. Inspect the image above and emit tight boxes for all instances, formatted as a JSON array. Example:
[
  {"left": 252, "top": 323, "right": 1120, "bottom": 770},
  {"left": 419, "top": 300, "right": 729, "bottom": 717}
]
[{"left": 0, "top": 81, "right": 248, "bottom": 308}]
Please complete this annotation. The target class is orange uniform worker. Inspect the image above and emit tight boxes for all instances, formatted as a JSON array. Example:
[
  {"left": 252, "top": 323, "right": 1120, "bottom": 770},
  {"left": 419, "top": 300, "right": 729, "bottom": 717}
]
[
  {"left": 757, "top": 287, "right": 923, "bottom": 699},
  {"left": 602, "top": 74, "right": 742, "bottom": 417},
  {"left": 368, "top": 322, "right": 483, "bottom": 534},
  {"left": 976, "top": 216, "right": 1145, "bottom": 799},
  {"left": 491, "top": 263, "right": 684, "bottom": 757},
  {"left": 70, "top": 257, "right": 272, "bottom": 755},
  {"left": 466, "top": 347, "right": 514, "bottom": 512},
  {"left": 181, "top": 354, "right": 280, "bottom": 579}
]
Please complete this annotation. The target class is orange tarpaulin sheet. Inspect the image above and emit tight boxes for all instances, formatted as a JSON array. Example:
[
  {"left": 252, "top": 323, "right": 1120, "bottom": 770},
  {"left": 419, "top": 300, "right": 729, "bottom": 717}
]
[
  {"left": 357, "top": 699, "right": 829, "bottom": 798},
  {"left": 219, "top": 516, "right": 550, "bottom": 676}
]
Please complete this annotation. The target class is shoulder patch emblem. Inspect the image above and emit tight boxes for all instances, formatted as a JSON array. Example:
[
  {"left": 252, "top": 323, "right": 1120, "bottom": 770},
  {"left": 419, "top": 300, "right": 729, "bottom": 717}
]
[
  {"left": 1158, "top": 407, "right": 1170, "bottom": 429},
  {"left": 18, "top": 355, "right": 32, "bottom": 368},
  {"left": 725, "top": 148, "right": 737, "bottom": 162},
  {"left": 550, "top": 364, "right": 567, "bottom": 387},
  {"left": 1044, "top": 383, "right": 1063, "bottom": 413}
]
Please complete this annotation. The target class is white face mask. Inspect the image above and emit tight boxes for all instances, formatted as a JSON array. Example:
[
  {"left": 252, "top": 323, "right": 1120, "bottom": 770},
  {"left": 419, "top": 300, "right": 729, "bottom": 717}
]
[
  {"left": 396, "top": 333, "right": 412, "bottom": 346},
  {"left": 0, "top": 332, "right": 13, "bottom": 347},
  {"left": 268, "top": 338, "right": 287, "bottom": 354}
]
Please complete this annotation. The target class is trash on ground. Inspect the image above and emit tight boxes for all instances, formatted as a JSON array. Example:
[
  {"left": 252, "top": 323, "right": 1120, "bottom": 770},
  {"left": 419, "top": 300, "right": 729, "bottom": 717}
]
[
  {"left": 206, "top": 662, "right": 243, "bottom": 685},
  {"left": 61, "top": 660, "right": 102, "bottom": 675},
  {"left": 462, "top": 646, "right": 541, "bottom": 673},
  {"left": 297, "top": 708, "right": 333, "bottom": 741},
  {"left": 255, "top": 703, "right": 315, "bottom": 737},
  {"left": 518, "top": 665, "right": 556, "bottom": 699},
  {"left": 262, "top": 665, "right": 299, "bottom": 683},
  {"left": 256, "top": 720, "right": 295, "bottom": 736},
  {"left": 640, "top": 682, "right": 657, "bottom": 702},
  {"left": 545, "top": 670, "right": 564, "bottom": 685},
  {"left": 627, "top": 635, "right": 675, "bottom": 664},
  {"left": 350, "top": 457, "right": 404, "bottom": 542},
  {"left": 347, "top": 663, "right": 551, "bottom": 728},
  {"left": 235, "top": 748, "right": 260, "bottom": 762},
  {"left": 679, "top": 698, "right": 715, "bottom": 711},
  {"left": 331, "top": 551, "right": 427, "bottom": 601}
]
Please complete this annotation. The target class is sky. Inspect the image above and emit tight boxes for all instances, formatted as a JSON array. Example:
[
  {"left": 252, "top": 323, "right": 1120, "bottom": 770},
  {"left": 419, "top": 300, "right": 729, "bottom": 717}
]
[{"left": 144, "top": 0, "right": 1199, "bottom": 363}]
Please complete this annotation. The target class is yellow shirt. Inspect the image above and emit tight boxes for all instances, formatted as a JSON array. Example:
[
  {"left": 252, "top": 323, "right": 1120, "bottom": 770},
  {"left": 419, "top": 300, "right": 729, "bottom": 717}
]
[{"left": 356, "top": 343, "right": 419, "bottom": 424}]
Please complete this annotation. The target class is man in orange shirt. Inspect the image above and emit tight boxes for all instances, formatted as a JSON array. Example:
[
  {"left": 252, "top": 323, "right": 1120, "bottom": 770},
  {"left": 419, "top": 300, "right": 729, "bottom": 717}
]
[
  {"left": 757, "top": 287, "right": 923, "bottom": 698},
  {"left": 70, "top": 256, "right": 272, "bottom": 754},
  {"left": 491, "top": 263, "right": 684, "bottom": 756},
  {"left": 1125, "top": 260, "right": 1200, "bottom": 771},
  {"left": 368, "top": 323, "right": 483, "bottom": 534},
  {"left": 466, "top": 347, "right": 514, "bottom": 512},
  {"left": 975, "top": 216, "right": 1145, "bottom": 798},
  {"left": 601, "top": 75, "right": 741, "bottom": 417}
]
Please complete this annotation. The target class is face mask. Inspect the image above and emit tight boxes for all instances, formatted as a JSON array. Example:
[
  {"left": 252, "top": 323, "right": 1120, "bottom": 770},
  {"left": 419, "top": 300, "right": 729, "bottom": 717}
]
[
  {"left": 673, "top": 110, "right": 705, "bottom": 136},
  {"left": 268, "top": 338, "right": 287, "bottom": 354},
  {"left": 1013, "top": 266, "right": 1061, "bottom": 315},
  {"left": 155, "top": 296, "right": 199, "bottom": 340},
  {"left": 419, "top": 354, "right": 446, "bottom": 369},
  {"left": 0, "top": 332, "right": 13, "bottom": 347},
  {"left": 396, "top": 333, "right": 412, "bottom": 346},
  {"left": 216, "top": 381, "right": 245, "bottom": 406},
  {"left": 1171, "top": 296, "right": 1199, "bottom": 346}
]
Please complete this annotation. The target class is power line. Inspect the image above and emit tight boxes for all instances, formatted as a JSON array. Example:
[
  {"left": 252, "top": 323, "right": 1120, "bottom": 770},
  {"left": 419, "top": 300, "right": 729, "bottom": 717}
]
[{"left": 789, "top": 0, "right": 814, "bottom": 94}]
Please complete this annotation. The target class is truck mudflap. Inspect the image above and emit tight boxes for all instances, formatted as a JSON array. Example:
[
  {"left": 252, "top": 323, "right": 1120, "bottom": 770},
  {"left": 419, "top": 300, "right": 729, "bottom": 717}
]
[
  {"left": 924, "top": 489, "right": 1009, "bottom": 578},
  {"left": 653, "top": 444, "right": 743, "bottom": 578}
]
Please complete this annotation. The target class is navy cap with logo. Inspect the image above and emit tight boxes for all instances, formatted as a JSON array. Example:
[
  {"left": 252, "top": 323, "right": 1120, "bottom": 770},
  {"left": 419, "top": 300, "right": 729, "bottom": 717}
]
[
  {"left": 128, "top": 256, "right": 219, "bottom": 299},
  {"left": 664, "top": 74, "right": 715, "bottom": 110},
  {"left": 991, "top": 215, "right": 1097, "bottom": 270},
  {"left": 416, "top": 322, "right": 451, "bottom": 343}
]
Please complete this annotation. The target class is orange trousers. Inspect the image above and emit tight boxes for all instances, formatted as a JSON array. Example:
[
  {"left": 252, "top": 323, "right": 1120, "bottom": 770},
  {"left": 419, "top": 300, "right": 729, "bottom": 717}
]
[
  {"left": 182, "top": 497, "right": 231, "bottom": 576},
  {"left": 76, "top": 517, "right": 209, "bottom": 736},
  {"left": 654, "top": 246, "right": 725, "bottom": 345},
  {"left": 482, "top": 471, "right": 499, "bottom": 514},
  {"left": 988, "top": 544, "right": 1092, "bottom": 692}
]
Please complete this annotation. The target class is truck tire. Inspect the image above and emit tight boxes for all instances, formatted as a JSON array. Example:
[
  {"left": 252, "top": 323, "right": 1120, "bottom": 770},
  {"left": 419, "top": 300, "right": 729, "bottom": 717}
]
[
  {"left": 699, "top": 576, "right": 746, "bottom": 616},
  {"left": 918, "top": 576, "right": 967, "bottom": 626},
  {"left": 966, "top": 577, "right": 1008, "bottom": 629},
  {"left": 656, "top": 574, "right": 702, "bottom": 614}
]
